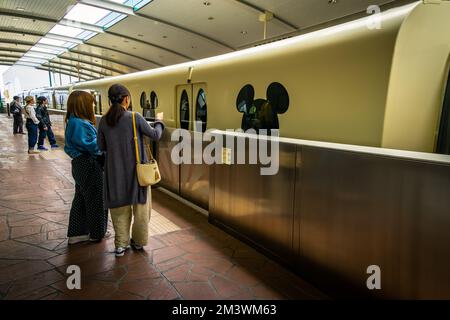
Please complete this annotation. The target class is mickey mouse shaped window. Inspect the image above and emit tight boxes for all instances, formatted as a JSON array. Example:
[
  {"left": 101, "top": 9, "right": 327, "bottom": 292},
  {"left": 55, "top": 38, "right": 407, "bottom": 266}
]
[
  {"left": 236, "top": 82, "right": 289, "bottom": 132},
  {"left": 140, "top": 91, "right": 148, "bottom": 114},
  {"left": 195, "top": 89, "right": 207, "bottom": 132},
  {"left": 180, "top": 89, "right": 190, "bottom": 130}
]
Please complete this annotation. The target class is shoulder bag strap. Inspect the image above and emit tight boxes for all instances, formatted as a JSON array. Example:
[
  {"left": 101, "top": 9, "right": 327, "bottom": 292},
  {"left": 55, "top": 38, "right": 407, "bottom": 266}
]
[{"left": 132, "top": 112, "right": 140, "bottom": 164}]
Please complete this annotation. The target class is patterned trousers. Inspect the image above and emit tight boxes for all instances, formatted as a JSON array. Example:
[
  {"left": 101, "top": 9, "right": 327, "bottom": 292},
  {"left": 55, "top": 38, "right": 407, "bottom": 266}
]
[{"left": 68, "top": 155, "right": 108, "bottom": 240}]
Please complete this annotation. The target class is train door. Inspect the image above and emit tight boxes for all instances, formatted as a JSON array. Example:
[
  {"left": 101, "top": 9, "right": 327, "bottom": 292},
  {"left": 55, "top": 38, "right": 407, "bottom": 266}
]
[
  {"left": 52, "top": 92, "right": 57, "bottom": 109},
  {"left": 176, "top": 83, "right": 207, "bottom": 131},
  {"left": 436, "top": 68, "right": 450, "bottom": 154},
  {"left": 91, "top": 91, "right": 102, "bottom": 115}
]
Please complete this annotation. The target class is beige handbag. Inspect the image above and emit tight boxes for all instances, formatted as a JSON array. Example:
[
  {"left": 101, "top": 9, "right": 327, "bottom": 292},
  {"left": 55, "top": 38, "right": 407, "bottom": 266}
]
[{"left": 132, "top": 112, "right": 161, "bottom": 186}]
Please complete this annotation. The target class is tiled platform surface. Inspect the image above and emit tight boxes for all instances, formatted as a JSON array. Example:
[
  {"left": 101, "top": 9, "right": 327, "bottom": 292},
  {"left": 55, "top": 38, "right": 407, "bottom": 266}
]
[{"left": 0, "top": 113, "right": 326, "bottom": 300}]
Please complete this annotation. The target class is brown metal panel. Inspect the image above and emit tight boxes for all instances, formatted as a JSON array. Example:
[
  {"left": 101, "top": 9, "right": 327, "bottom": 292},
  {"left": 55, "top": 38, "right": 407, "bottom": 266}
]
[
  {"left": 180, "top": 132, "right": 210, "bottom": 210},
  {"left": 296, "top": 146, "right": 450, "bottom": 299},
  {"left": 210, "top": 136, "right": 297, "bottom": 262},
  {"left": 157, "top": 127, "right": 180, "bottom": 194}
]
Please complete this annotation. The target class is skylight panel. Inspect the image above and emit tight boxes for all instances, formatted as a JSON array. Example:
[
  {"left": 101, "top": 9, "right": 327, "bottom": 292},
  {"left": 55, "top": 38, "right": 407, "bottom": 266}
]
[
  {"left": 24, "top": 52, "right": 57, "bottom": 60},
  {"left": 48, "top": 25, "right": 84, "bottom": 38},
  {"left": 38, "top": 38, "right": 66, "bottom": 47},
  {"left": 30, "top": 45, "right": 65, "bottom": 55}
]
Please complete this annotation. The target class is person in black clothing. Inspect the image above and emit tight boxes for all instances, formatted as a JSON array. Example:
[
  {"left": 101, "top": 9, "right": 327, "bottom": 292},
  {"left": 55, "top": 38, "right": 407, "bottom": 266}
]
[
  {"left": 36, "top": 96, "right": 59, "bottom": 150},
  {"left": 10, "top": 96, "right": 25, "bottom": 135}
]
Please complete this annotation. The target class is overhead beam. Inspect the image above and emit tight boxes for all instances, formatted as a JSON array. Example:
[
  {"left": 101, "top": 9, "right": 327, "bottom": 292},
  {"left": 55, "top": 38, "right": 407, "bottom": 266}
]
[
  {"left": 0, "top": 48, "right": 27, "bottom": 54},
  {"left": 54, "top": 55, "right": 125, "bottom": 74},
  {"left": 59, "top": 19, "right": 104, "bottom": 34},
  {"left": 0, "top": 27, "right": 43, "bottom": 38},
  {"left": 47, "top": 33, "right": 84, "bottom": 45},
  {"left": 78, "top": 0, "right": 135, "bottom": 16},
  {"left": 82, "top": 42, "right": 163, "bottom": 67},
  {"left": 0, "top": 38, "right": 35, "bottom": 47},
  {"left": 43, "top": 60, "right": 113, "bottom": 77},
  {"left": 0, "top": 27, "right": 162, "bottom": 66},
  {"left": 77, "top": 0, "right": 234, "bottom": 50},
  {"left": 70, "top": 49, "right": 141, "bottom": 71},
  {"left": 0, "top": 9, "right": 58, "bottom": 23},
  {"left": 43, "top": 63, "right": 99, "bottom": 79},
  {"left": 0, "top": 9, "right": 193, "bottom": 61},
  {"left": 36, "top": 66, "right": 92, "bottom": 81},
  {"left": 135, "top": 12, "right": 235, "bottom": 51}
]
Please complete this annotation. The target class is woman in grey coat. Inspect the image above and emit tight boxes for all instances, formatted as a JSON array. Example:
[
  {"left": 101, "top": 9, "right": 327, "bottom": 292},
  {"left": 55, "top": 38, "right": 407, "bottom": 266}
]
[{"left": 97, "top": 84, "right": 164, "bottom": 257}]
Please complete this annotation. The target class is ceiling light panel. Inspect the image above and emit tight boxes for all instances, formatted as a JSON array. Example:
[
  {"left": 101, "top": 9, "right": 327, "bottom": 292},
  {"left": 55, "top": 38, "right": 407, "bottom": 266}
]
[
  {"left": 30, "top": 45, "right": 65, "bottom": 55},
  {"left": 64, "top": 3, "right": 112, "bottom": 25},
  {"left": 49, "top": 25, "right": 85, "bottom": 38}
]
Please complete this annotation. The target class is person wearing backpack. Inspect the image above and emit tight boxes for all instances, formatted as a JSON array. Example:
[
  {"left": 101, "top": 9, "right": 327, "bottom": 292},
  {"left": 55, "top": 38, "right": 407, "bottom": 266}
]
[{"left": 10, "top": 96, "right": 25, "bottom": 135}]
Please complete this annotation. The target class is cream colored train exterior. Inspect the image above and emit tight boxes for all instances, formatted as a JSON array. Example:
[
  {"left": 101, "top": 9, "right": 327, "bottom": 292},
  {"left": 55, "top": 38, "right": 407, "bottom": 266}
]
[{"left": 69, "top": 1, "right": 450, "bottom": 153}]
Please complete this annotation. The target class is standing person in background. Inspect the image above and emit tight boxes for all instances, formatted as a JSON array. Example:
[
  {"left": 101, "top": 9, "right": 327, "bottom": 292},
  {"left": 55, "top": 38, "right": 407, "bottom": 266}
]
[
  {"left": 23, "top": 96, "right": 40, "bottom": 154},
  {"left": 97, "top": 84, "right": 164, "bottom": 257},
  {"left": 10, "top": 96, "right": 25, "bottom": 135},
  {"left": 64, "top": 91, "right": 108, "bottom": 244},
  {"left": 36, "top": 96, "right": 59, "bottom": 151}
]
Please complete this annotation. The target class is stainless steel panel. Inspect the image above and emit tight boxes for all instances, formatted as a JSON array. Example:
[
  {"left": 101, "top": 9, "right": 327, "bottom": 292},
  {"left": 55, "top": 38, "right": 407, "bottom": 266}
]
[
  {"left": 157, "top": 127, "right": 180, "bottom": 194},
  {"left": 180, "top": 131, "right": 210, "bottom": 210},
  {"left": 296, "top": 146, "right": 450, "bottom": 299},
  {"left": 210, "top": 136, "right": 297, "bottom": 261}
]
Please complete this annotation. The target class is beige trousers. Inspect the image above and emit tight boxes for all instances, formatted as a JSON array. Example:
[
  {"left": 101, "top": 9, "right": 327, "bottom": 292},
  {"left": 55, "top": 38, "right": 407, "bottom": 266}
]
[{"left": 110, "top": 187, "right": 151, "bottom": 248}]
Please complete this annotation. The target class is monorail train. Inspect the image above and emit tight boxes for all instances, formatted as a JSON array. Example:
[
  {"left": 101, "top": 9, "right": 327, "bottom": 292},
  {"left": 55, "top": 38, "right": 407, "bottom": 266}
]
[
  {"left": 24, "top": 1, "right": 450, "bottom": 299},
  {"left": 41, "top": 1, "right": 450, "bottom": 154}
]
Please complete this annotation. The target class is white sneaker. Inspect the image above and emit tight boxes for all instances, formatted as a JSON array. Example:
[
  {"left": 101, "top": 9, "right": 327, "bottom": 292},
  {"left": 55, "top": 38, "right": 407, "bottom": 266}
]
[
  {"left": 68, "top": 234, "right": 90, "bottom": 245},
  {"left": 115, "top": 245, "right": 131, "bottom": 257},
  {"left": 28, "top": 149, "right": 40, "bottom": 154}
]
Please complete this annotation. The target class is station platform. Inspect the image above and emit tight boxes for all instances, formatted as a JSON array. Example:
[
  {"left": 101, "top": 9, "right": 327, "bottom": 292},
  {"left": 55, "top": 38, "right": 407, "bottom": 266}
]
[{"left": 0, "top": 113, "right": 325, "bottom": 300}]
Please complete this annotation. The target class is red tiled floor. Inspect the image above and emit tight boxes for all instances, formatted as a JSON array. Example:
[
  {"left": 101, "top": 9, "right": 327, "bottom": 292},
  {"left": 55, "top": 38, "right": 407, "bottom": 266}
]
[{"left": 0, "top": 114, "right": 325, "bottom": 300}]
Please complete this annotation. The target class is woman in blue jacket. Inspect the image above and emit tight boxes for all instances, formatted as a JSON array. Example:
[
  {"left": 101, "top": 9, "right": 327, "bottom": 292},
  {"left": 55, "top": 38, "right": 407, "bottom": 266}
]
[{"left": 64, "top": 91, "right": 107, "bottom": 244}]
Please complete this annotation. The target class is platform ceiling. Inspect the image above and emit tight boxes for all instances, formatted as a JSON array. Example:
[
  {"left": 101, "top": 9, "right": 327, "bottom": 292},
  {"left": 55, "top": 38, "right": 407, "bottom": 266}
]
[{"left": 0, "top": 0, "right": 415, "bottom": 82}]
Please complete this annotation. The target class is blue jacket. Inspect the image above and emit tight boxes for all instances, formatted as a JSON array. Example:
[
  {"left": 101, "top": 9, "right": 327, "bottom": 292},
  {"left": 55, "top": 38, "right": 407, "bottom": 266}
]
[{"left": 64, "top": 115, "right": 100, "bottom": 159}]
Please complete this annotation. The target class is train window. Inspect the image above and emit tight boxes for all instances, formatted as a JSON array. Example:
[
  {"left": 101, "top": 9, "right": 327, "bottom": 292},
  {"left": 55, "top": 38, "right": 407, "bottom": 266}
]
[
  {"left": 236, "top": 82, "right": 289, "bottom": 132},
  {"left": 140, "top": 91, "right": 147, "bottom": 109},
  {"left": 436, "top": 69, "right": 450, "bottom": 154},
  {"left": 195, "top": 89, "right": 207, "bottom": 132},
  {"left": 180, "top": 89, "right": 190, "bottom": 130},
  {"left": 150, "top": 91, "right": 158, "bottom": 109}
]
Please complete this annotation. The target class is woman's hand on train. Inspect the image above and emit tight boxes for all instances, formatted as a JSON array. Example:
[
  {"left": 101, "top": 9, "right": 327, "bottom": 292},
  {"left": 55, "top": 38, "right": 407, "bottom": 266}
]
[{"left": 156, "top": 112, "right": 164, "bottom": 121}]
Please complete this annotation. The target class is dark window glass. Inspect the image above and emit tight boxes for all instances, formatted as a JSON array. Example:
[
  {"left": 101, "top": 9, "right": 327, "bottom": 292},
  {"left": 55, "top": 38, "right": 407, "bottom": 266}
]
[
  {"left": 150, "top": 91, "right": 158, "bottom": 109},
  {"left": 180, "top": 89, "right": 190, "bottom": 130},
  {"left": 195, "top": 89, "right": 207, "bottom": 132},
  {"left": 140, "top": 91, "right": 147, "bottom": 109},
  {"left": 98, "top": 94, "right": 102, "bottom": 114},
  {"left": 236, "top": 82, "right": 289, "bottom": 132},
  {"left": 436, "top": 69, "right": 450, "bottom": 154},
  {"left": 144, "top": 91, "right": 158, "bottom": 121}
]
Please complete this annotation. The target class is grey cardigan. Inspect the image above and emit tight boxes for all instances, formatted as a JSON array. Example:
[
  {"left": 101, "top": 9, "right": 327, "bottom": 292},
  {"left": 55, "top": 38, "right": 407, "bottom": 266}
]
[{"left": 97, "top": 111, "right": 164, "bottom": 209}]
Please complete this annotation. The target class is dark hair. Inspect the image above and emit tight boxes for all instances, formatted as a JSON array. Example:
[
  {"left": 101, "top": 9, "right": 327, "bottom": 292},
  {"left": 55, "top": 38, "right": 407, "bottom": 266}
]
[
  {"left": 104, "top": 84, "right": 131, "bottom": 127},
  {"left": 65, "top": 91, "right": 96, "bottom": 125},
  {"left": 37, "top": 96, "right": 47, "bottom": 104},
  {"left": 13, "top": 96, "right": 19, "bottom": 101}
]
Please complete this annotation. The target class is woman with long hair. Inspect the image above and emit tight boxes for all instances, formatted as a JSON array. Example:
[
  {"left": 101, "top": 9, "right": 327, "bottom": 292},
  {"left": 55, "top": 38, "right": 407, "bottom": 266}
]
[
  {"left": 64, "top": 91, "right": 108, "bottom": 244},
  {"left": 97, "top": 84, "right": 164, "bottom": 257}
]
